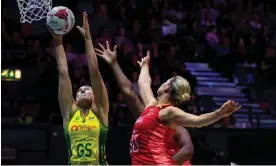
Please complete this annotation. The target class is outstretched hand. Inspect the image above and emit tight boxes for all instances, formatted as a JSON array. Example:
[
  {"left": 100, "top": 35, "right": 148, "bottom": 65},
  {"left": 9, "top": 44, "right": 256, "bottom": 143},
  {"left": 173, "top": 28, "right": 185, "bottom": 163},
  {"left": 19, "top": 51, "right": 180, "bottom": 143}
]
[
  {"left": 137, "top": 50, "right": 150, "bottom": 67},
  {"left": 76, "top": 11, "right": 91, "bottom": 40},
  {"left": 220, "top": 100, "right": 241, "bottom": 117},
  {"left": 46, "top": 25, "right": 62, "bottom": 41},
  {"left": 95, "top": 41, "right": 117, "bottom": 65}
]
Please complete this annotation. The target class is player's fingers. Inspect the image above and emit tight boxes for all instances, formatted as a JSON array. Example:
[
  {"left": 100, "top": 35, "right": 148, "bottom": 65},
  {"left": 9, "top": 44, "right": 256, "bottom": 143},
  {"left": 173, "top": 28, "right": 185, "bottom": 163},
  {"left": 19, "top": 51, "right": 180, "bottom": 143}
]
[
  {"left": 82, "top": 11, "right": 86, "bottom": 24},
  {"left": 96, "top": 53, "right": 104, "bottom": 59},
  {"left": 146, "top": 50, "right": 150, "bottom": 58},
  {"left": 95, "top": 48, "right": 104, "bottom": 54},
  {"left": 113, "top": 45, "right": 117, "bottom": 52},
  {"left": 106, "top": 41, "right": 110, "bottom": 50},
  {"left": 84, "top": 11, "right": 88, "bottom": 22},
  {"left": 235, "top": 106, "right": 241, "bottom": 111},
  {"left": 98, "top": 43, "right": 105, "bottom": 50},
  {"left": 76, "top": 26, "right": 83, "bottom": 34}
]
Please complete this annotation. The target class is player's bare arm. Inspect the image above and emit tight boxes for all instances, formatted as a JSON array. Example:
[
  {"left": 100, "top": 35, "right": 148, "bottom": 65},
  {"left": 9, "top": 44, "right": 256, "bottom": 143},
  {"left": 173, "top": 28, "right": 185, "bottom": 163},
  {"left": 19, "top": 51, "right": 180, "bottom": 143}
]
[
  {"left": 173, "top": 127, "right": 194, "bottom": 164},
  {"left": 160, "top": 100, "right": 241, "bottom": 128},
  {"left": 137, "top": 51, "right": 158, "bottom": 107},
  {"left": 77, "top": 12, "right": 109, "bottom": 126},
  {"left": 96, "top": 41, "right": 144, "bottom": 118},
  {"left": 49, "top": 30, "right": 76, "bottom": 126}
]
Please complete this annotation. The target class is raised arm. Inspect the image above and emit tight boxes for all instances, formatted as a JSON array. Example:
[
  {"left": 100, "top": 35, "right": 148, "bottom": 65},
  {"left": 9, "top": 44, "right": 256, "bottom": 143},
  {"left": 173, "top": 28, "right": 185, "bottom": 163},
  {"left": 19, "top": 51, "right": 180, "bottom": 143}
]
[
  {"left": 137, "top": 51, "right": 157, "bottom": 107},
  {"left": 173, "top": 127, "right": 194, "bottom": 164},
  {"left": 51, "top": 33, "right": 75, "bottom": 125},
  {"left": 77, "top": 12, "right": 109, "bottom": 124},
  {"left": 161, "top": 100, "right": 240, "bottom": 128},
  {"left": 95, "top": 42, "right": 144, "bottom": 118}
]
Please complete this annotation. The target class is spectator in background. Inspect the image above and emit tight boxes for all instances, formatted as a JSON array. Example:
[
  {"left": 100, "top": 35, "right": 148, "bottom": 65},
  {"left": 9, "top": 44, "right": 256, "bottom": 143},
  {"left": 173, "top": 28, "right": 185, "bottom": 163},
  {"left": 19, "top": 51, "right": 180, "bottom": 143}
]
[
  {"left": 114, "top": 27, "right": 130, "bottom": 48},
  {"left": 119, "top": 5, "right": 127, "bottom": 20},
  {"left": 12, "top": 32, "right": 25, "bottom": 49},
  {"left": 200, "top": 0, "right": 219, "bottom": 23},
  {"left": 147, "top": 18, "right": 162, "bottom": 40},
  {"left": 168, "top": 1, "right": 185, "bottom": 22},
  {"left": 64, "top": 44, "right": 76, "bottom": 65},
  {"left": 166, "top": 46, "right": 185, "bottom": 73},
  {"left": 28, "top": 40, "right": 43, "bottom": 56},
  {"left": 235, "top": 38, "right": 248, "bottom": 63},
  {"left": 125, "top": 0, "right": 137, "bottom": 21},
  {"left": 223, "top": 116, "right": 235, "bottom": 128},
  {"left": 201, "top": 10, "right": 216, "bottom": 27},
  {"left": 96, "top": 27, "right": 112, "bottom": 46},
  {"left": 17, "top": 104, "right": 33, "bottom": 124},
  {"left": 2, "top": 22, "right": 12, "bottom": 48},
  {"left": 216, "top": 12, "right": 232, "bottom": 30},
  {"left": 248, "top": 35, "right": 260, "bottom": 63},
  {"left": 131, "top": 20, "right": 147, "bottom": 43},
  {"left": 45, "top": 39, "right": 56, "bottom": 57},
  {"left": 131, "top": 71, "right": 139, "bottom": 96},
  {"left": 150, "top": 42, "right": 163, "bottom": 71},
  {"left": 111, "top": 93, "right": 129, "bottom": 127},
  {"left": 151, "top": 73, "right": 161, "bottom": 96},
  {"left": 97, "top": 4, "right": 109, "bottom": 20},
  {"left": 262, "top": 24, "right": 272, "bottom": 46},
  {"left": 71, "top": 53, "right": 88, "bottom": 71},
  {"left": 261, "top": 46, "right": 276, "bottom": 82},
  {"left": 135, "top": 42, "right": 144, "bottom": 58},
  {"left": 26, "top": 40, "right": 43, "bottom": 67},
  {"left": 206, "top": 26, "right": 219, "bottom": 45},
  {"left": 71, "top": 70, "right": 81, "bottom": 95},
  {"left": 187, "top": 93, "right": 198, "bottom": 115},
  {"left": 250, "top": 13, "right": 262, "bottom": 29}
]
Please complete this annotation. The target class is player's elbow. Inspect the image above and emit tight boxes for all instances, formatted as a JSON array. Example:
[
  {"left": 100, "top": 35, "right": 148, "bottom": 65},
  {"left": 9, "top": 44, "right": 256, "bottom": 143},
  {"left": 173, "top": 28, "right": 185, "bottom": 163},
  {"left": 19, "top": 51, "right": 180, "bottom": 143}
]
[
  {"left": 186, "top": 143, "right": 194, "bottom": 159},
  {"left": 121, "top": 84, "right": 132, "bottom": 96},
  {"left": 173, "top": 146, "right": 194, "bottom": 164},
  {"left": 185, "top": 151, "right": 194, "bottom": 161}
]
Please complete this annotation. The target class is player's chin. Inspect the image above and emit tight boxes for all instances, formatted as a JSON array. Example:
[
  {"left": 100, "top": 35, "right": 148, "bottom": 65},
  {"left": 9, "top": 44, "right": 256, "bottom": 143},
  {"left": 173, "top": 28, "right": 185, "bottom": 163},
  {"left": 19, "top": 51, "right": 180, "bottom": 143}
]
[{"left": 77, "top": 98, "right": 92, "bottom": 110}]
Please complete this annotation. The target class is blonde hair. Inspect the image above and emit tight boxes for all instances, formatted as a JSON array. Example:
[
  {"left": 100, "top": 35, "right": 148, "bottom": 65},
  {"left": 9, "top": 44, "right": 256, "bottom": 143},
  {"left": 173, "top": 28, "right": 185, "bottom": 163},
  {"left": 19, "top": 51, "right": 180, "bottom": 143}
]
[{"left": 169, "top": 76, "right": 191, "bottom": 106}]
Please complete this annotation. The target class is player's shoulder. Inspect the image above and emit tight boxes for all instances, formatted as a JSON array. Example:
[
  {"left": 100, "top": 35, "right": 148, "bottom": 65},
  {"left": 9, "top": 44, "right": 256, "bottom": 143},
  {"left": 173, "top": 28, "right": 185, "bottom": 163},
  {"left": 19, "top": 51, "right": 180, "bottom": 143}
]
[
  {"left": 159, "top": 106, "right": 181, "bottom": 120},
  {"left": 162, "top": 105, "right": 176, "bottom": 112},
  {"left": 70, "top": 104, "right": 79, "bottom": 117}
]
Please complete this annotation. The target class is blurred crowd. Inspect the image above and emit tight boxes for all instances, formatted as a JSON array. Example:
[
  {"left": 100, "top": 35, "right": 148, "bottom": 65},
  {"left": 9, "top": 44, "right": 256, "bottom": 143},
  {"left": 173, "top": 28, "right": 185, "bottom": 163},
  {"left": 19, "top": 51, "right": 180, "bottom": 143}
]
[{"left": 2, "top": 0, "right": 276, "bottom": 128}]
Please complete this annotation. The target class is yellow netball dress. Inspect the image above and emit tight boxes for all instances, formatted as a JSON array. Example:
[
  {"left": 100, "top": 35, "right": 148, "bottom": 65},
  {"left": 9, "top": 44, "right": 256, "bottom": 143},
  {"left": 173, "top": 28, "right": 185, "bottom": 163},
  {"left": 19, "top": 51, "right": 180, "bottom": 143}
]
[{"left": 64, "top": 108, "right": 108, "bottom": 165}]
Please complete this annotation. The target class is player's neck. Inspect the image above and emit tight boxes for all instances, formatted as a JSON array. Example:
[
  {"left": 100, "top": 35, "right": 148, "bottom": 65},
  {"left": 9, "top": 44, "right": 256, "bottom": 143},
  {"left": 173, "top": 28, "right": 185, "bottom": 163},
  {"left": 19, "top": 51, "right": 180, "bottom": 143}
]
[
  {"left": 80, "top": 108, "right": 89, "bottom": 118},
  {"left": 157, "top": 94, "right": 171, "bottom": 106}
]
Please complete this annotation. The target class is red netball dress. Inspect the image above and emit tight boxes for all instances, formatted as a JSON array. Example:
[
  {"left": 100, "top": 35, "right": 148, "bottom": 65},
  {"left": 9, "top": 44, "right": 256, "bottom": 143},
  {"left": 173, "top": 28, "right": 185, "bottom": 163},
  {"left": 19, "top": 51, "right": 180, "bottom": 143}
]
[{"left": 130, "top": 104, "right": 176, "bottom": 165}]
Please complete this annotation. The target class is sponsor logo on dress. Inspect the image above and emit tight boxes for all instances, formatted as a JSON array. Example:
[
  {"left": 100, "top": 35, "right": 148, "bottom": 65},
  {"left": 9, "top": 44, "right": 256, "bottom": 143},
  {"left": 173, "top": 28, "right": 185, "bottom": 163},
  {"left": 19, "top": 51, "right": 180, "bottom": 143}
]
[
  {"left": 71, "top": 125, "right": 78, "bottom": 131},
  {"left": 71, "top": 125, "right": 97, "bottom": 131}
]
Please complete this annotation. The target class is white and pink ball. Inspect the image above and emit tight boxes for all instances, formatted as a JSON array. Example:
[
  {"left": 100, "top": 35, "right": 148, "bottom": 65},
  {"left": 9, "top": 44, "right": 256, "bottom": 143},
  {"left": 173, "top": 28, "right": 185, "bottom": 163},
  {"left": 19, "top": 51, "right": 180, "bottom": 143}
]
[{"left": 46, "top": 6, "right": 75, "bottom": 34}]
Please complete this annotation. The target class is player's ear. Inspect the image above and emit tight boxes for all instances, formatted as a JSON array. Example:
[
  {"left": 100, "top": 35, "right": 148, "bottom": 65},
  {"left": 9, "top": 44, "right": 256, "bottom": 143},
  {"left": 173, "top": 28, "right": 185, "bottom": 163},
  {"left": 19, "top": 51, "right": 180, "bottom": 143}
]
[{"left": 164, "top": 84, "right": 171, "bottom": 93}]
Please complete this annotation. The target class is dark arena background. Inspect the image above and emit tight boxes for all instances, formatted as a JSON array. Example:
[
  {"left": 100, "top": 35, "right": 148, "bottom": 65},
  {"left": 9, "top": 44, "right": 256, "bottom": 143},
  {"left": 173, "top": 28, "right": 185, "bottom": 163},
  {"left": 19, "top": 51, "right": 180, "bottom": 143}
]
[{"left": 2, "top": 0, "right": 276, "bottom": 165}]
